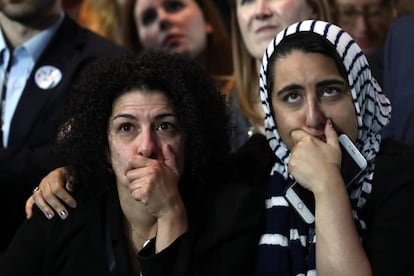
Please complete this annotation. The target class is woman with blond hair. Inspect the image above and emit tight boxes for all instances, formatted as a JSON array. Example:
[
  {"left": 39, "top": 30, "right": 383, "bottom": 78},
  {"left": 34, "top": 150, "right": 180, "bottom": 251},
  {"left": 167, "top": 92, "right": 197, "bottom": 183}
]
[{"left": 227, "top": 0, "right": 332, "bottom": 149}]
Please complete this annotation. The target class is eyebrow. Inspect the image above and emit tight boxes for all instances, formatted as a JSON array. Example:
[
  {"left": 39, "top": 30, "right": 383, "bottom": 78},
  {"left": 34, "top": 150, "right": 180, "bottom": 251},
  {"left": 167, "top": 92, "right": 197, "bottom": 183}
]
[
  {"left": 276, "top": 84, "right": 303, "bottom": 96},
  {"left": 276, "top": 79, "right": 347, "bottom": 96},
  {"left": 112, "top": 112, "right": 177, "bottom": 122},
  {"left": 315, "top": 79, "right": 347, "bottom": 89}
]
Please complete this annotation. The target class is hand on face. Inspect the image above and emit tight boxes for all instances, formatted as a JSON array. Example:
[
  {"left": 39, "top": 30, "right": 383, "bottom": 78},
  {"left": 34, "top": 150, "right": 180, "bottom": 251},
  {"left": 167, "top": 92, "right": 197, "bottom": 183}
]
[
  {"left": 288, "top": 119, "right": 343, "bottom": 195},
  {"left": 125, "top": 143, "right": 182, "bottom": 218}
]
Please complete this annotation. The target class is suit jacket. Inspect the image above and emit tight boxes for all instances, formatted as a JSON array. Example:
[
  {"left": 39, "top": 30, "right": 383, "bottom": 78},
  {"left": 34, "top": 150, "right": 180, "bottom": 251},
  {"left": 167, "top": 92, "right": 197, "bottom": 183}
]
[
  {"left": 0, "top": 15, "right": 128, "bottom": 251},
  {"left": 382, "top": 14, "right": 414, "bottom": 146}
]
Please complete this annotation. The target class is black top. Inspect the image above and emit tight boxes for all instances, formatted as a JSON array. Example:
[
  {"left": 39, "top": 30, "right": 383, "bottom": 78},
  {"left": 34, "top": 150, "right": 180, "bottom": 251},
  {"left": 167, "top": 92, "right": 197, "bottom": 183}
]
[
  {"left": 1, "top": 174, "right": 263, "bottom": 276},
  {"left": 235, "top": 134, "right": 414, "bottom": 276},
  {"left": 2, "top": 135, "right": 411, "bottom": 275}
]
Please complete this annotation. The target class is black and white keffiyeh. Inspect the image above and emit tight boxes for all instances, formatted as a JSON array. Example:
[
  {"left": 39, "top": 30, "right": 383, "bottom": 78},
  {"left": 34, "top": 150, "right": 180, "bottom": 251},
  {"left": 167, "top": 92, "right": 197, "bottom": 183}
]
[{"left": 255, "top": 20, "right": 391, "bottom": 275}]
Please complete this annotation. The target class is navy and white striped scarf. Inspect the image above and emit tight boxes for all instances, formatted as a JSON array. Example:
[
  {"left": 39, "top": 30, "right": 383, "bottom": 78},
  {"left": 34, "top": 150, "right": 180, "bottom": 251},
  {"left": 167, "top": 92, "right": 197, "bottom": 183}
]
[{"left": 256, "top": 20, "right": 391, "bottom": 275}]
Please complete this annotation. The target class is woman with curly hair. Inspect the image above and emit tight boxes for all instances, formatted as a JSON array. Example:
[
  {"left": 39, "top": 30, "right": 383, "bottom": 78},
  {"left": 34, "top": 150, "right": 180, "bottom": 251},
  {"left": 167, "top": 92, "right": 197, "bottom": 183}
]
[{"left": 2, "top": 51, "right": 261, "bottom": 275}]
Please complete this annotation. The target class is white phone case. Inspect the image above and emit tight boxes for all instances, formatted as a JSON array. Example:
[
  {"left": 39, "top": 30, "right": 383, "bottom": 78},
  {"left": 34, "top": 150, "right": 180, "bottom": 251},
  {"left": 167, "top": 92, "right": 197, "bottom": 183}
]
[{"left": 284, "top": 133, "right": 368, "bottom": 224}]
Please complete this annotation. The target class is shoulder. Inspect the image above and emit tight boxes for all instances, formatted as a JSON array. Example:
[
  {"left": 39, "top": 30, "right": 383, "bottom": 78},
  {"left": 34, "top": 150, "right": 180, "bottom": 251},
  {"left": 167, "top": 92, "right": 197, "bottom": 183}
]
[
  {"left": 54, "top": 15, "right": 129, "bottom": 56},
  {"left": 231, "top": 134, "right": 275, "bottom": 187},
  {"left": 391, "top": 14, "right": 414, "bottom": 34},
  {"left": 368, "top": 139, "right": 414, "bottom": 210},
  {"left": 363, "top": 139, "right": 414, "bottom": 275},
  {"left": 376, "top": 139, "right": 414, "bottom": 174}
]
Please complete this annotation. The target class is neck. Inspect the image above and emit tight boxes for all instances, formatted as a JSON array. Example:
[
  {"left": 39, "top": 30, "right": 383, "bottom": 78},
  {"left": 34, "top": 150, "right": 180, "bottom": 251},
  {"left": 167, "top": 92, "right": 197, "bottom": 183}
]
[
  {"left": 117, "top": 183, "right": 157, "bottom": 254},
  {"left": 255, "top": 58, "right": 262, "bottom": 75},
  {"left": 0, "top": 11, "right": 60, "bottom": 50}
]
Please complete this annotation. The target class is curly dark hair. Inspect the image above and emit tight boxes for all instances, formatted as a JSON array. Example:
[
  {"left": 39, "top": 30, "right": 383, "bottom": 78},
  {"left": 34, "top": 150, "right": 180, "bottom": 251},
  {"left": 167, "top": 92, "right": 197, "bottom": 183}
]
[{"left": 58, "top": 51, "right": 232, "bottom": 191}]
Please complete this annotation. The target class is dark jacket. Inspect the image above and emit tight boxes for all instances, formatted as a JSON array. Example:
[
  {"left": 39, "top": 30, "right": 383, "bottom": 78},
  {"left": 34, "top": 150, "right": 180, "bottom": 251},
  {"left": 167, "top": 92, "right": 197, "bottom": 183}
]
[
  {"left": 0, "top": 15, "right": 128, "bottom": 251},
  {"left": 0, "top": 174, "right": 264, "bottom": 276},
  {"left": 382, "top": 14, "right": 414, "bottom": 146},
  {"left": 4, "top": 135, "right": 410, "bottom": 275},
  {"left": 236, "top": 134, "right": 414, "bottom": 276},
  {"left": 362, "top": 139, "right": 414, "bottom": 276}
]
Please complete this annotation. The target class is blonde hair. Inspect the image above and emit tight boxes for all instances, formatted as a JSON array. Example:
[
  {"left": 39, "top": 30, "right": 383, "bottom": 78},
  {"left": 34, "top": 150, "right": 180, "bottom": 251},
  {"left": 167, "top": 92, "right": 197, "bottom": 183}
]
[
  {"left": 228, "top": 0, "right": 332, "bottom": 126},
  {"left": 77, "top": 0, "right": 124, "bottom": 46}
]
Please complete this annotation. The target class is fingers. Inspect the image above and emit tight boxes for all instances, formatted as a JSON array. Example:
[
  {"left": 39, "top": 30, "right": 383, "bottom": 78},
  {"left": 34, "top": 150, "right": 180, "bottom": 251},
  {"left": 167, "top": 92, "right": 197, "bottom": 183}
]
[
  {"left": 25, "top": 196, "right": 35, "bottom": 219},
  {"left": 325, "top": 119, "right": 339, "bottom": 149},
  {"left": 162, "top": 144, "right": 179, "bottom": 176},
  {"left": 125, "top": 145, "right": 182, "bottom": 216},
  {"left": 25, "top": 167, "right": 77, "bottom": 220},
  {"left": 291, "top": 129, "right": 309, "bottom": 144},
  {"left": 29, "top": 190, "right": 56, "bottom": 220},
  {"left": 65, "top": 176, "right": 76, "bottom": 192}
]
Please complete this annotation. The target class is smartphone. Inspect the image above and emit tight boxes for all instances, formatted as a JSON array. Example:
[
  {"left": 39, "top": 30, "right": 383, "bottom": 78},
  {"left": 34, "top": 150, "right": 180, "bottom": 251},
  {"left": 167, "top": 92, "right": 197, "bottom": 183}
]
[{"left": 284, "top": 132, "right": 367, "bottom": 224}]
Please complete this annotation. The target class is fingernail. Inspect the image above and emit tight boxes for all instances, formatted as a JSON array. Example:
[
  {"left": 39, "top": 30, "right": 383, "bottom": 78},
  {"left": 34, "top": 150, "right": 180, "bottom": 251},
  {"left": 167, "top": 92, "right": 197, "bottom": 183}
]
[
  {"left": 327, "top": 119, "right": 333, "bottom": 128},
  {"left": 46, "top": 212, "right": 54, "bottom": 219},
  {"left": 69, "top": 201, "right": 77, "bottom": 208},
  {"left": 66, "top": 181, "right": 73, "bottom": 191},
  {"left": 59, "top": 210, "right": 68, "bottom": 219}
]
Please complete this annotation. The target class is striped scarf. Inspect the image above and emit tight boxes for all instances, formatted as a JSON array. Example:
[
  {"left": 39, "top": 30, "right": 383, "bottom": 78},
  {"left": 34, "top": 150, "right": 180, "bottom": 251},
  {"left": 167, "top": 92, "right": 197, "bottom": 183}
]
[{"left": 256, "top": 20, "right": 391, "bottom": 275}]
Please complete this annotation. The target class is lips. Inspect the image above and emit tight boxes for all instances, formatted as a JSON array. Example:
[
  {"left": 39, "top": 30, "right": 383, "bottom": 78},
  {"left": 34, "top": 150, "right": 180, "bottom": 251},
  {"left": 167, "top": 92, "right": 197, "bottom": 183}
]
[
  {"left": 255, "top": 25, "right": 279, "bottom": 34},
  {"left": 162, "top": 34, "right": 183, "bottom": 50}
]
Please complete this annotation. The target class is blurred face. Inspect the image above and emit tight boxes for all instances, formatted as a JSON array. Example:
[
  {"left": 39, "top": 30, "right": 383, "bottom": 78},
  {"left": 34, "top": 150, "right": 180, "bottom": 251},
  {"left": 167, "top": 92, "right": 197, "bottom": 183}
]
[
  {"left": 236, "top": 0, "right": 316, "bottom": 60},
  {"left": 0, "top": 0, "right": 61, "bottom": 24},
  {"left": 270, "top": 51, "right": 358, "bottom": 150},
  {"left": 107, "top": 90, "right": 186, "bottom": 187},
  {"left": 134, "top": 0, "right": 213, "bottom": 59},
  {"left": 337, "top": 0, "right": 393, "bottom": 53}
]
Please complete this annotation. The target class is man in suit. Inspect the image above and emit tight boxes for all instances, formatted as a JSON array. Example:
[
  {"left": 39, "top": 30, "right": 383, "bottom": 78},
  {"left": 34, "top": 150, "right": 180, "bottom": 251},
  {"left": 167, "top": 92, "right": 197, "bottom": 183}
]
[
  {"left": 382, "top": 14, "right": 414, "bottom": 146},
  {"left": 0, "top": 0, "right": 127, "bottom": 252}
]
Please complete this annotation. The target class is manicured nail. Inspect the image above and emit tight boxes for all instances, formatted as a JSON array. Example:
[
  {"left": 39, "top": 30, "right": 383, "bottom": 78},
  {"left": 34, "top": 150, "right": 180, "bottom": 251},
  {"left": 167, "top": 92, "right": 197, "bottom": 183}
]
[
  {"left": 327, "top": 119, "right": 333, "bottom": 128},
  {"left": 59, "top": 210, "right": 68, "bottom": 219},
  {"left": 69, "top": 201, "right": 77, "bottom": 208},
  {"left": 46, "top": 211, "right": 54, "bottom": 219},
  {"left": 66, "top": 181, "right": 73, "bottom": 191}
]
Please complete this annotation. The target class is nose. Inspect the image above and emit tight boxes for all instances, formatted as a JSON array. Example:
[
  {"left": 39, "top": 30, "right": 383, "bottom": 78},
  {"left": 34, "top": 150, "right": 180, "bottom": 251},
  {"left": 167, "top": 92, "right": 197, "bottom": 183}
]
[
  {"left": 353, "top": 14, "right": 370, "bottom": 34},
  {"left": 305, "top": 98, "right": 326, "bottom": 130},
  {"left": 254, "top": 0, "right": 273, "bottom": 20},
  {"left": 137, "top": 129, "right": 158, "bottom": 159},
  {"left": 158, "top": 8, "right": 171, "bottom": 31}
]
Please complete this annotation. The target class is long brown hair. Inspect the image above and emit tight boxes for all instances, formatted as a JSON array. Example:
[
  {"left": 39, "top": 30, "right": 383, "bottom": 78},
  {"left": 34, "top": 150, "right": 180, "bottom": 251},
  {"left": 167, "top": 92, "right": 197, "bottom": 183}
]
[
  {"left": 122, "top": 0, "right": 233, "bottom": 78},
  {"left": 228, "top": 0, "right": 332, "bottom": 126}
]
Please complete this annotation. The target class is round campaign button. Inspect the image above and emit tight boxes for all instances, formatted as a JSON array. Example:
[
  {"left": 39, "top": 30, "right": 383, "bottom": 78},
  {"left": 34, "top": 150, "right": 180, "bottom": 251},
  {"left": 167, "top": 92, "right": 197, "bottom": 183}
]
[{"left": 35, "top": 65, "right": 62, "bottom": 90}]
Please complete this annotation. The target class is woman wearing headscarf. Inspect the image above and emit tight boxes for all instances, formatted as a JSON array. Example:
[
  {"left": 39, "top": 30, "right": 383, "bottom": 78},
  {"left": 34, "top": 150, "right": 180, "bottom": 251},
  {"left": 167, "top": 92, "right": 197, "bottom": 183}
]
[{"left": 236, "top": 19, "right": 414, "bottom": 275}]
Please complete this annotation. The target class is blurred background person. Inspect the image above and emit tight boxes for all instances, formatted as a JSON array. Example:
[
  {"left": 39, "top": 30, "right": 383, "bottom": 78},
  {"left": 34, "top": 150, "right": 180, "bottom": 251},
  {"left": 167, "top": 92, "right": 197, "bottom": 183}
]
[
  {"left": 335, "top": 0, "right": 396, "bottom": 86},
  {"left": 382, "top": 14, "right": 414, "bottom": 146},
  {"left": 77, "top": 0, "right": 125, "bottom": 46},
  {"left": 394, "top": 0, "right": 414, "bottom": 17},
  {"left": 227, "top": 0, "right": 332, "bottom": 149},
  {"left": 0, "top": 0, "right": 127, "bottom": 252},
  {"left": 123, "top": 0, "right": 235, "bottom": 95}
]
